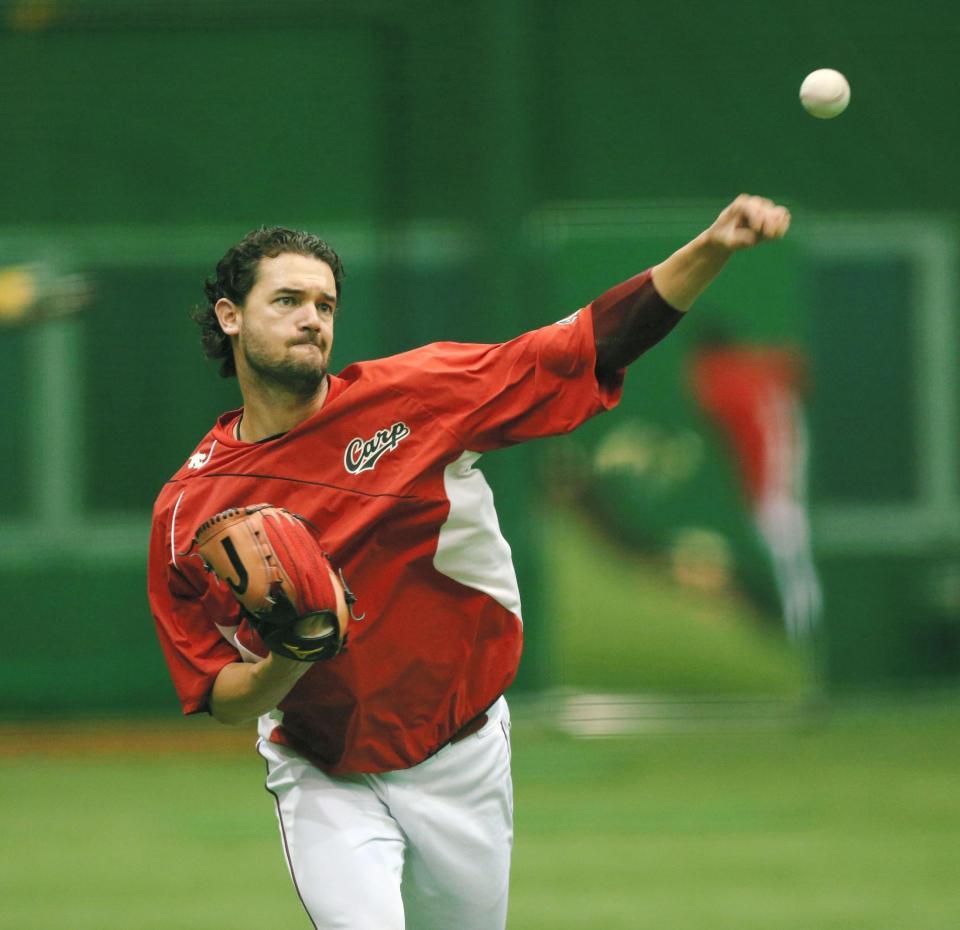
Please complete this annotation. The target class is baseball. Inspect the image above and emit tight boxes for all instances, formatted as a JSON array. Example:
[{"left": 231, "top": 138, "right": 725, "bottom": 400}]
[{"left": 799, "top": 68, "right": 850, "bottom": 119}]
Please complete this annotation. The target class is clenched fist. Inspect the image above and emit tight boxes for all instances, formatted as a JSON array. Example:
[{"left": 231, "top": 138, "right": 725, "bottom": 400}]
[{"left": 705, "top": 194, "right": 791, "bottom": 252}]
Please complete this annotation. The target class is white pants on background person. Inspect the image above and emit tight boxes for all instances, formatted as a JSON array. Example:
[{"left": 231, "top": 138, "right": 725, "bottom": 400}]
[
  {"left": 753, "top": 395, "right": 822, "bottom": 641},
  {"left": 756, "top": 493, "right": 823, "bottom": 641},
  {"left": 257, "top": 696, "right": 513, "bottom": 930}
]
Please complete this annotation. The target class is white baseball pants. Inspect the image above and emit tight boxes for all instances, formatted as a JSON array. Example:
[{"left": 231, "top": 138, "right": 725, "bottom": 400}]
[{"left": 257, "top": 697, "right": 513, "bottom": 930}]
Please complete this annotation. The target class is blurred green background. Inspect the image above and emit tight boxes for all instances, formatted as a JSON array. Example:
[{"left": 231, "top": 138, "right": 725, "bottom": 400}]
[{"left": 0, "top": 0, "right": 957, "bottom": 927}]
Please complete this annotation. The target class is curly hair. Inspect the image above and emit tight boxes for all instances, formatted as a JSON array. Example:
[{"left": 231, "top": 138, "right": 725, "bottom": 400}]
[{"left": 193, "top": 226, "right": 345, "bottom": 378}]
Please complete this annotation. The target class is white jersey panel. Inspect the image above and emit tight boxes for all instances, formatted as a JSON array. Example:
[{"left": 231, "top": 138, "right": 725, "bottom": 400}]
[{"left": 433, "top": 451, "right": 522, "bottom": 621}]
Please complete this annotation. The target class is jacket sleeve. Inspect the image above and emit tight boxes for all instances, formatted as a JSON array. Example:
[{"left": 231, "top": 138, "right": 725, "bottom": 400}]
[
  {"left": 591, "top": 270, "right": 684, "bottom": 376},
  {"left": 384, "top": 300, "right": 625, "bottom": 452},
  {"left": 147, "top": 506, "right": 243, "bottom": 715}
]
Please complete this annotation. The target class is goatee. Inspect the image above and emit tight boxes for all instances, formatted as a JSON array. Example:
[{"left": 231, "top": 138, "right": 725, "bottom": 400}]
[{"left": 244, "top": 347, "right": 327, "bottom": 398}]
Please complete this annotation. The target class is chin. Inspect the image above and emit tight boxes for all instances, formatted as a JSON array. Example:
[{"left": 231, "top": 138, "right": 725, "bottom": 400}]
[
  {"left": 246, "top": 352, "right": 327, "bottom": 396},
  {"left": 285, "top": 365, "right": 326, "bottom": 395}
]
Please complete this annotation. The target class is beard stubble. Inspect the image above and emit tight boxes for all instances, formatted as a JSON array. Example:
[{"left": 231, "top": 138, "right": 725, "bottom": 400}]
[{"left": 241, "top": 332, "right": 328, "bottom": 397}]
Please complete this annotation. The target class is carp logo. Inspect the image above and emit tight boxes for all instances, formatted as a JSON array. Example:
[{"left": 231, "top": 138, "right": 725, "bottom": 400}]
[{"left": 344, "top": 422, "right": 411, "bottom": 474}]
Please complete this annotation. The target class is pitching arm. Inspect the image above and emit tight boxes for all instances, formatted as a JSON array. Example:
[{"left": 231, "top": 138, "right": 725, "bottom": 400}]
[{"left": 593, "top": 194, "right": 791, "bottom": 377}]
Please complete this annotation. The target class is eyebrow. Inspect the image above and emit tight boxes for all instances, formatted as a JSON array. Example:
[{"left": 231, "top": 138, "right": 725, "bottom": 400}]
[{"left": 271, "top": 287, "right": 337, "bottom": 304}]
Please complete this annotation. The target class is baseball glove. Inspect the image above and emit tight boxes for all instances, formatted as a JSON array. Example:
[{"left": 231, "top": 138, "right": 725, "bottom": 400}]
[{"left": 193, "top": 504, "right": 358, "bottom": 662}]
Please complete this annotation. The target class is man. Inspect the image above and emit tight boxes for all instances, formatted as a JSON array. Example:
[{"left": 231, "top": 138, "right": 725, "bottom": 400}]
[
  {"left": 148, "top": 194, "right": 790, "bottom": 930},
  {"left": 689, "top": 328, "right": 822, "bottom": 640}
]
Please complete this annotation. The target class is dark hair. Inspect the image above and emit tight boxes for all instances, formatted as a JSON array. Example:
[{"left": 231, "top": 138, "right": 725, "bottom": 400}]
[{"left": 193, "top": 226, "right": 345, "bottom": 377}]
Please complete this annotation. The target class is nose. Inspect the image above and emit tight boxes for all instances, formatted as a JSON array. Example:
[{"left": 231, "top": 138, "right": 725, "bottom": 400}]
[{"left": 297, "top": 303, "right": 325, "bottom": 332}]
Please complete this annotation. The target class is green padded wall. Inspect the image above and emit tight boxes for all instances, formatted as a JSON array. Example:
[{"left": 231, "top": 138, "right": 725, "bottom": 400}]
[{"left": 1, "top": 0, "right": 956, "bottom": 710}]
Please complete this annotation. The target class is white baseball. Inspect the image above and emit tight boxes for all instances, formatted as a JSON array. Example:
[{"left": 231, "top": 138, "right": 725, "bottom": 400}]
[{"left": 799, "top": 68, "right": 850, "bottom": 119}]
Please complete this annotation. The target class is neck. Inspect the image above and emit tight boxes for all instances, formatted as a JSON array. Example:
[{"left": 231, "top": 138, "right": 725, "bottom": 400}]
[{"left": 236, "top": 375, "right": 329, "bottom": 442}]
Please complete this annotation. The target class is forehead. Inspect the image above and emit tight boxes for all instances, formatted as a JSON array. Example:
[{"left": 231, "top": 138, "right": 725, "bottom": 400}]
[{"left": 253, "top": 252, "right": 336, "bottom": 294}]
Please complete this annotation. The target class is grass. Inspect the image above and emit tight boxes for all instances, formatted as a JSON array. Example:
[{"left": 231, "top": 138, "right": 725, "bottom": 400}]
[
  {"left": 510, "top": 698, "right": 960, "bottom": 930},
  {"left": 2, "top": 698, "right": 960, "bottom": 929}
]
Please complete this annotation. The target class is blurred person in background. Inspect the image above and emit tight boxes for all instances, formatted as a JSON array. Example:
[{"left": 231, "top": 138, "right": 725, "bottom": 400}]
[
  {"left": 149, "top": 195, "right": 790, "bottom": 930},
  {"left": 689, "top": 324, "right": 822, "bottom": 641}
]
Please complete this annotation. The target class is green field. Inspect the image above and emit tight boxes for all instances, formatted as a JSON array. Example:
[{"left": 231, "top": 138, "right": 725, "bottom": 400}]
[{"left": 2, "top": 698, "right": 959, "bottom": 930}]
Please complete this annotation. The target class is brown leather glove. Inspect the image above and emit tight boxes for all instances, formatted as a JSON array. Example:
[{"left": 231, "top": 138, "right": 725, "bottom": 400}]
[{"left": 194, "top": 504, "right": 358, "bottom": 661}]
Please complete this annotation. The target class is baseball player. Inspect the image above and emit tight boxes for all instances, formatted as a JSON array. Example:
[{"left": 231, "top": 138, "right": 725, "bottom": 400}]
[
  {"left": 689, "top": 331, "right": 822, "bottom": 640},
  {"left": 148, "top": 194, "right": 790, "bottom": 930}
]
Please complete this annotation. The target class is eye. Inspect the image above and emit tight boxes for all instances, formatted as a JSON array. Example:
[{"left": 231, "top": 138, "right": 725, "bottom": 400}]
[
  {"left": 276, "top": 295, "right": 297, "bottom": 307},
  {"left": 320, "top": 303, "right": 334, "bottom": 315}
]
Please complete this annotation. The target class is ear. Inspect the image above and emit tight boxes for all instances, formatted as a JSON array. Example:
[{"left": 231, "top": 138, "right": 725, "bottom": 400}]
[{"left": 215, "top": 298, "right": 241, "bottom": 337}]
